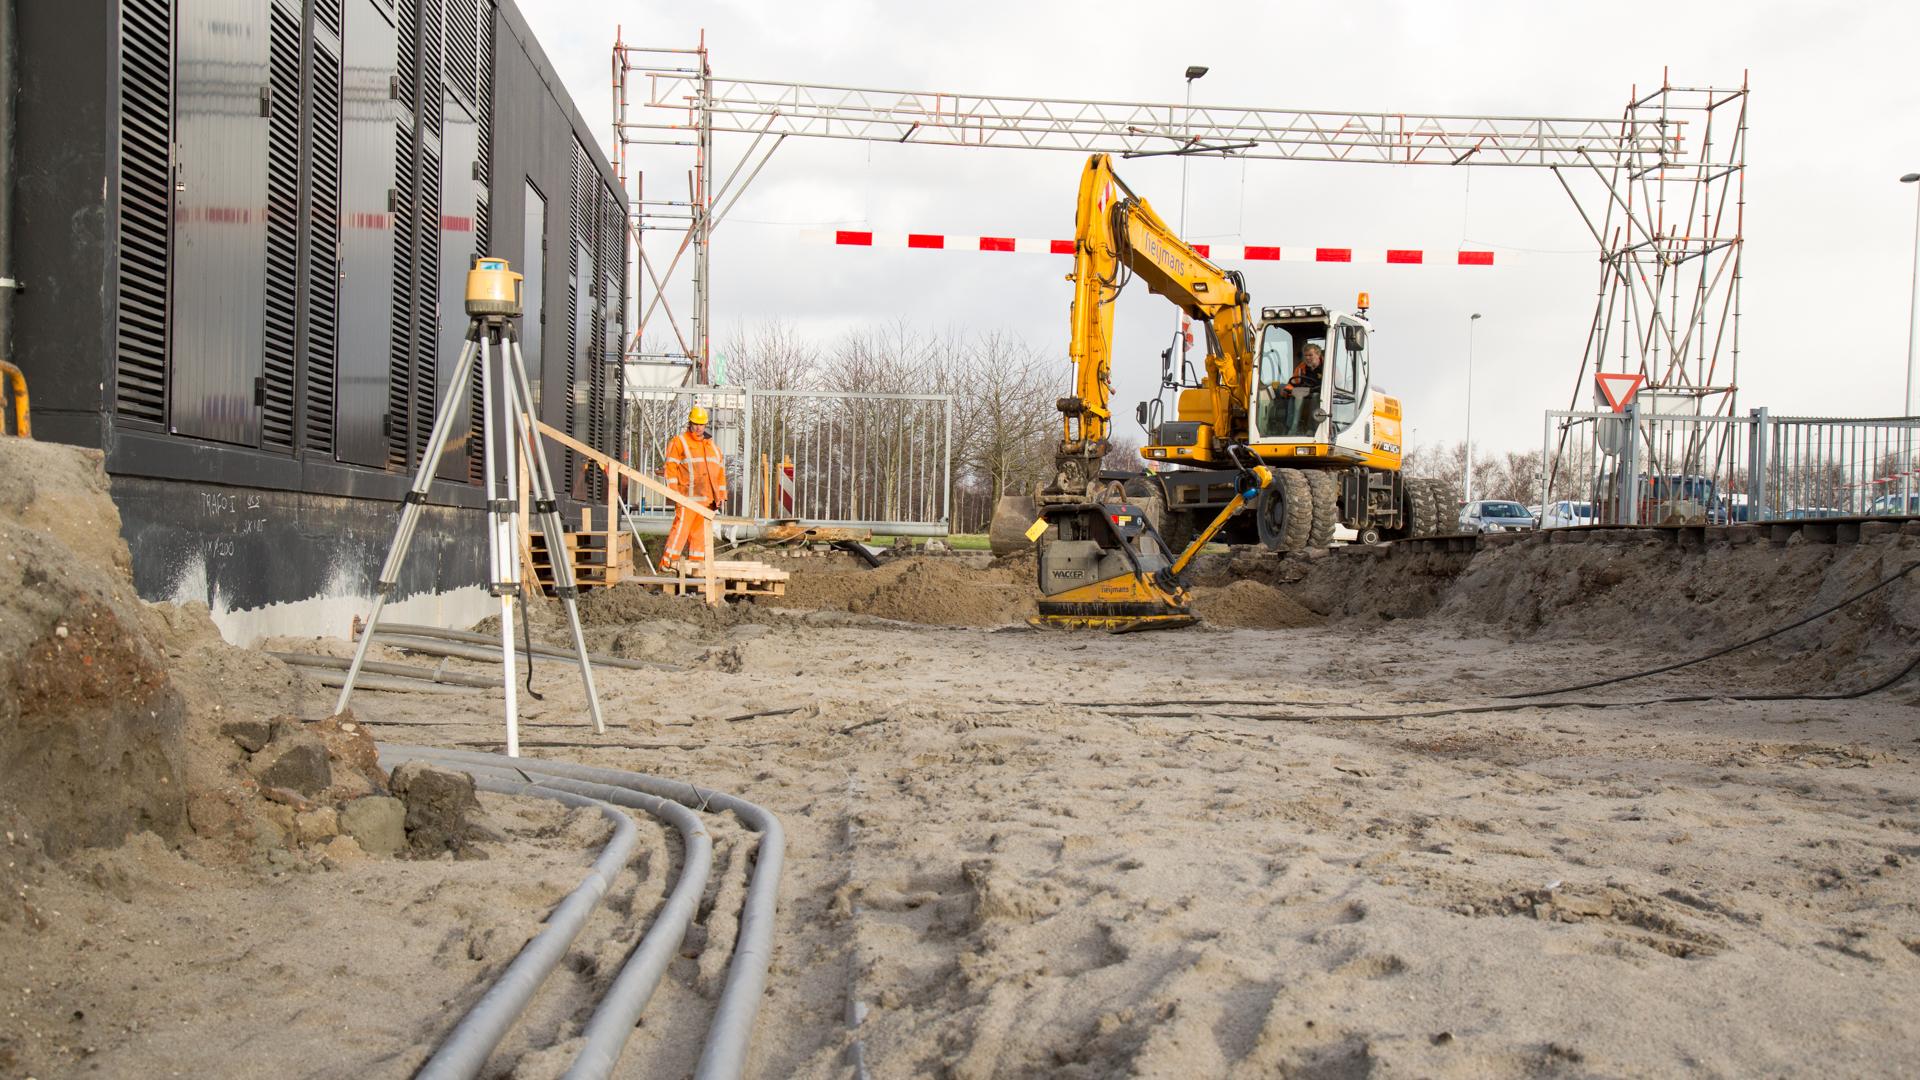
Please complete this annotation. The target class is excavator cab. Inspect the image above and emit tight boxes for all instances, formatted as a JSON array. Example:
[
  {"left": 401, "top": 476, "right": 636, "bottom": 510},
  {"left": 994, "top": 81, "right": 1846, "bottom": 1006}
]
[{"left": 1249, "top": 305, "right": 1373, "bottom": 456}]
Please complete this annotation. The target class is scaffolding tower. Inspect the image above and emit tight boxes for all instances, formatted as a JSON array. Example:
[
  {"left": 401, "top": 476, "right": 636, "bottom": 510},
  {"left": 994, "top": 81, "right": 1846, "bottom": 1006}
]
[
  {"left": 1546, "top": 72, "right": 1749, "bottom": 499},
  {"left": 1559, "top": 72, "right": 1748, "bottom": 416}
]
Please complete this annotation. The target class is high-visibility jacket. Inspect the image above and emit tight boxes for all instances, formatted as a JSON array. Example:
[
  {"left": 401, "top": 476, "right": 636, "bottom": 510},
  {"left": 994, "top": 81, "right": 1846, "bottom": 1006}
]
[{"left": 664, "top": 429, "right": 727, "bottom": 507}]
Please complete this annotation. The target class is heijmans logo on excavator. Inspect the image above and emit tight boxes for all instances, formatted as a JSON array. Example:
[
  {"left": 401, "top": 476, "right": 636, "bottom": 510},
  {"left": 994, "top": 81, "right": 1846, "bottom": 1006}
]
[{"left": 1140, "top": 233, "right": 1189, "bottom": 278}]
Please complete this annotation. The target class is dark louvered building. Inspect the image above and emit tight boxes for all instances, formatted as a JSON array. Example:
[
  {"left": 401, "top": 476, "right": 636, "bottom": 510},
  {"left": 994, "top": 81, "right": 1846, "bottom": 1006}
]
[{"left": 14, "top": 0, "right": 625, "bottom": 641}]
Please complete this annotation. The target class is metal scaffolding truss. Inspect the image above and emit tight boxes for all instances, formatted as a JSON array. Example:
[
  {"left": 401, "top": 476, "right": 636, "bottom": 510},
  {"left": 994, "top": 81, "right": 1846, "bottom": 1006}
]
[
  {"left": 1547, "top": 73, "right": 1748, "bottom": 499},
  {"left": 618, "top": 75, "right": 1682, "bottom": 169},
  {"left": 611, "top": 35, "right": 1733, "bottom": 419}
]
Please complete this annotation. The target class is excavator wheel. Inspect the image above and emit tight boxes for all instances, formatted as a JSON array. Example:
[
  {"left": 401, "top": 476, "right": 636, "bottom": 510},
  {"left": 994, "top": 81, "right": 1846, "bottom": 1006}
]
[
  {"left": 1255, "top": 470, "right": 1313, "bottom": 553},
  {"left": 1159, "top": 507, "right": 1198, "bottom": 555},
  {"left": 1406, "top": 478, "right": 1448, "bottom": 537},
  {"left": 1305, "top": 471, "right": 1337, "bottom": 549}
]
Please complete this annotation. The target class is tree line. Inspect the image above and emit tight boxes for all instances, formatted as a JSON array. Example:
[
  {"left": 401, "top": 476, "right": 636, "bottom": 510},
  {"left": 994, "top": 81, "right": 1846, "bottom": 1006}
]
[{"left": 714, "top": 320, "right": 1584, "bottom": 529}]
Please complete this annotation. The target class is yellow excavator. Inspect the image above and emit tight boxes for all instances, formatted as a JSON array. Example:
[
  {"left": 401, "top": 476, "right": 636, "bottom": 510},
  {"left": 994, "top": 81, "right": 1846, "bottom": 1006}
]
[{"left": 1003, "top": 153, "right": 1450, "bottom": 628}]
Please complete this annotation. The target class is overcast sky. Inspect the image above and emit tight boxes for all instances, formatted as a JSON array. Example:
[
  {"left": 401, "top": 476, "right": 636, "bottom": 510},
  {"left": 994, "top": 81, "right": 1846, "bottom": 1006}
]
[{"left": 521, "top": 0, "right": 1920, "bottom": 458}]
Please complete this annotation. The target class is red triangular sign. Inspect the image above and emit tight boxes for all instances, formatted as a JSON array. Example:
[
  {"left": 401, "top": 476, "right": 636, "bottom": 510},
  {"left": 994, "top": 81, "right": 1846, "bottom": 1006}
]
[{"left": 1594, "top": 372, "right": 1646, "bottom": 412}]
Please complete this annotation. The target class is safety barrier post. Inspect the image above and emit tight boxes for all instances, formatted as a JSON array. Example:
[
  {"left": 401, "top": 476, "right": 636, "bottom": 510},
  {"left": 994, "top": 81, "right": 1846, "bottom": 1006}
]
[
  {"left": 1621, "top": 401, "right": 1643, "bottom": 526},
  {"left": 739, "top": 387, "right": 754, "bottom": 519},
  {"left": 1748, "top": 407, "right": 1770, "bottom": 521},
  {"left": 0, "top": 359, "right": 27, "bottom": 437}
]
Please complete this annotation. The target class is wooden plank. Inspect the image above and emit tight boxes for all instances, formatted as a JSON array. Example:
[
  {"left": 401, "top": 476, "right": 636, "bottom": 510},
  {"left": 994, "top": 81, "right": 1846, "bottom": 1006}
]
[{"left": 535, "top": 419, "right": 714, "bottom": 520}]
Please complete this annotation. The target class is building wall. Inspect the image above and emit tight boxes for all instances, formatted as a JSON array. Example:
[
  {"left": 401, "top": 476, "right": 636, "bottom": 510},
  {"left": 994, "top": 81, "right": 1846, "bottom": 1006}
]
[{"left": 11, "top": 0, "right": 625, "bottom": 644}]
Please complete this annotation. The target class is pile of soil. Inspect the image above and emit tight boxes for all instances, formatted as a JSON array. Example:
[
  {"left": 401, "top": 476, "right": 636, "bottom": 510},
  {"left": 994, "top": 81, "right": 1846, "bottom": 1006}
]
[
  {"left": 1286, "top": 529, "right": 1920, "bottom": 672},
  {"left": 0, "top": 440, "right": 190, "bottom": 856},
  {"left": 1188, "top": 579, "right": 1323, "bottom": 629},
  {"left": 0, "top": 438, "right": 429, "bottom": 868},
  {"left": 0, "top": 439, "right": 533, "bottom": 1076},
  {"left": 774, "top": 556, "right": 1036, "bottom": 626}
]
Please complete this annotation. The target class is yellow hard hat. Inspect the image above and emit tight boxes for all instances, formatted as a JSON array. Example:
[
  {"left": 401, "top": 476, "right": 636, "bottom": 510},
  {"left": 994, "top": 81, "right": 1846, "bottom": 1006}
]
[{"left": 688, "top": 405, "right": 710, "bottom": 425}]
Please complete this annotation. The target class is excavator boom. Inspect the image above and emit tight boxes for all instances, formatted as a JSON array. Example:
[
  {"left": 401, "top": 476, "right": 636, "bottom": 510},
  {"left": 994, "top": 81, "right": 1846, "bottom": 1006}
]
[{"left": 1053, "top": 154, "right": 1256, "bottom": 495}]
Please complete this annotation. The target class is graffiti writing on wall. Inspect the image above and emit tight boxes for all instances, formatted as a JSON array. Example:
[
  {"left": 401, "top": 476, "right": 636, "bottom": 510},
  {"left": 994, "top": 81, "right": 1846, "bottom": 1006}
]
[{"left": 198, "top": 490, "right": 268, "bottom": 561}]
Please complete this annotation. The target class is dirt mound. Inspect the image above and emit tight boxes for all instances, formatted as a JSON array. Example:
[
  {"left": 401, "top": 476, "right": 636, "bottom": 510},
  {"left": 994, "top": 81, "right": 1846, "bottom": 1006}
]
[
  {"left": 0, "top": 438, "right": 377, "bottom": 869},
  {"left": 1189, "top": 579, "right": 1323, "bottom": 629},
  {"left": 1285, "top": 529, "right": 1920, "bottom": 668},
  {"left": 0, "top": 440, "right": 188, "bottom": 856},
  {"left": 575, "top": 579, "right": 753, "bottom": 630},
  {"left": 1286, "top": 547, "right": 1476, "bottom": 623},
  {"left": 777, "top": 556, "right": 1037, "bottom": 626}
]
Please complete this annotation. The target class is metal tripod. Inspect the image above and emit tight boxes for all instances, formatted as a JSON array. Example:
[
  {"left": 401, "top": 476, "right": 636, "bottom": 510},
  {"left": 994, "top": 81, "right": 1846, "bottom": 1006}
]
[{"left": 333, "top": 314, "right": 605, "bottom": 756}]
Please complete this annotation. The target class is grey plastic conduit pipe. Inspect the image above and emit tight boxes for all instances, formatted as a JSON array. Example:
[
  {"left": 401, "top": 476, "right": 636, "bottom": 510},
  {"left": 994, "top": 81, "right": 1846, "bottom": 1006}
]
[
  {"left": 384, "top": 746, "right": 787, "bottom": 1080},
  {"left": 381, "top": 747, "right": 717, "bottom": 1080},
  {"left": 402, "top": 772, "right": 637, "bottom": 1080},
  {"left": 376, "top": 622, "right": 676, "bottom": 671},
  {"left": 370, "top": 625, "right": 674, "bottom": 672}
]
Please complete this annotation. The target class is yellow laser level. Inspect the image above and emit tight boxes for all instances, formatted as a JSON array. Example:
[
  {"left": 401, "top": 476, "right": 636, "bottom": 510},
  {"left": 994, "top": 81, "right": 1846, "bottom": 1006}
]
[{"left": 466, "top": 257, "right": 523, "bottom": 317}]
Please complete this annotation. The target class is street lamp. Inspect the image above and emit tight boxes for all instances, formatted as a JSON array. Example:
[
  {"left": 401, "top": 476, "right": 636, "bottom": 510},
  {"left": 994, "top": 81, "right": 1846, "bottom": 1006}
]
[
  {"left": 1174, "top": 65, "right": 1209, "bottom": 366},
  {"left": 1901, "top": 173, "right": 1918, "bottom": 507},
  {"left": 1178, "top": 65, "right": 1208, "bottom": 239},
  {"left": 1464, "top": 313, "right": 1483, "bottom": 504},
  {"left": 1903, "top": 173, "right": 1919, "bottom": 417}
]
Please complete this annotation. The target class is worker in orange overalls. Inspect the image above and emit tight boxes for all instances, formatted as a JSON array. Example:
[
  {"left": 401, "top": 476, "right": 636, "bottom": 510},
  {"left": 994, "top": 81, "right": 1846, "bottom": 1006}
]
[{"left": 661, "top": 405, "right": 728, "bottom": 572}]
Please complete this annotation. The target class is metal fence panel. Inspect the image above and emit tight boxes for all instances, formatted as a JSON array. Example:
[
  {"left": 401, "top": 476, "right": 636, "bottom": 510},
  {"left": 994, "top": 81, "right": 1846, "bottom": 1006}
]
[
  {"left": 1543, "top": 408, "right": 1920, "bottom": 526},
  {"left": 622, "top": 385, "right": 954, "bottom": 534}
]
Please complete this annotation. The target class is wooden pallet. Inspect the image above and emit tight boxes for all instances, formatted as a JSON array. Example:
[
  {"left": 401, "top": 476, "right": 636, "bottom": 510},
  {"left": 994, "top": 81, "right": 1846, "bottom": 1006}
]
[
  {"left": 628, "top": 559, "right": 790, "bottom": 599},
  {"left": 530, "top": 508, "right": 635, "bottom": 595}
]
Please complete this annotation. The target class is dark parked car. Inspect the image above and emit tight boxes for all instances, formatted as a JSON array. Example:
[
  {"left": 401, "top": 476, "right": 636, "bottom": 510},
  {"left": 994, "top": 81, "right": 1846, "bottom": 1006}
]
[{"left": 1457, "top": 500, "right": 1536, "bottom": 533}]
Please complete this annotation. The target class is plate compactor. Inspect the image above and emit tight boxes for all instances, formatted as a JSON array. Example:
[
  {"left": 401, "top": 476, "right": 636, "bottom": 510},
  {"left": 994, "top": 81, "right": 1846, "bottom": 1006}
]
[{"left": 1030, "top": 447, "right": 1273, "bottom": 632}]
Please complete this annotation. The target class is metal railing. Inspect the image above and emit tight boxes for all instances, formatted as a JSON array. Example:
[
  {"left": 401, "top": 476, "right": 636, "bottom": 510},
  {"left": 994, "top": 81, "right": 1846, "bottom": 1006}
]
[
  {"left": 623, "top": 385, "right": 954, "bottom": 535},
  {"left": 1542, "top": 406, "right": 1920, "bottom": 526}
]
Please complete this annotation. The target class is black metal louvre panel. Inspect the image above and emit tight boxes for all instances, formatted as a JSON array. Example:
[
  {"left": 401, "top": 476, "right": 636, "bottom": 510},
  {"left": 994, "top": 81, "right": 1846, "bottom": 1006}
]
[
  {"left": 112, "top": 0, "right": 172, "bottom": 428},
  {"left": 67, "top": 1, "right": 623, "bottom": 502}
]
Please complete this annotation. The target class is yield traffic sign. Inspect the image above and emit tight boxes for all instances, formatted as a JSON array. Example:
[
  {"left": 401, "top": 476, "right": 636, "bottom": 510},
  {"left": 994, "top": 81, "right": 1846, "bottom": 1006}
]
[{"left": 1594, "top": 372, "right": 1646, "bottom": 412}]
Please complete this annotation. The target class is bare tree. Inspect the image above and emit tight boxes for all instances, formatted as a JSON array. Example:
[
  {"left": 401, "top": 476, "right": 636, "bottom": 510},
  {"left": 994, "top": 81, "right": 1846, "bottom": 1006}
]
[
  {"left": 961, "top": 330, "right": 1058, "bottom": 503},
  {"left": 720, "top": 319, "right": 820, "bottom": 391},
  {"left": 1102, "top": 432, "right": 1143, "bottom": 472}
]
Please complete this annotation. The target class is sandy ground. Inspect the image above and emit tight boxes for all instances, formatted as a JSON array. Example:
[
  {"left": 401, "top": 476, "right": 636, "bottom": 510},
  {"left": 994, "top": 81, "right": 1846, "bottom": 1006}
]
[{"left": 7, "top": 520, "right": 1920, "bottom": 1076}]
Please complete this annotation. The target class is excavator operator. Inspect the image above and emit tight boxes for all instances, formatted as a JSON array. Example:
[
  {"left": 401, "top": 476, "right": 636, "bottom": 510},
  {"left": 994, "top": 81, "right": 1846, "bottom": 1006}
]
[
  {"left": 661, "top": 405, "right": 728, "bottom": 571},
  {"left": 1260, "top": 341, "right": 1324, "bottom": 436}
]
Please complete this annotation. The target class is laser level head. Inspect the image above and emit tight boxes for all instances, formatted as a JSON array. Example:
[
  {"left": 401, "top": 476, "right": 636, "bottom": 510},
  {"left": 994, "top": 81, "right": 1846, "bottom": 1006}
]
[{"left": 466, "top": 257, "right": 523, "bottom": 317}]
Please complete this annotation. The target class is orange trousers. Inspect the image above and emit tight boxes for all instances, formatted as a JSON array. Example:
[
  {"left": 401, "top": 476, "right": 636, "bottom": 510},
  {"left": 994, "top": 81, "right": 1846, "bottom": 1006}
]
[{"left": 662, "top": 505, "right": 708, "bottom": 568}]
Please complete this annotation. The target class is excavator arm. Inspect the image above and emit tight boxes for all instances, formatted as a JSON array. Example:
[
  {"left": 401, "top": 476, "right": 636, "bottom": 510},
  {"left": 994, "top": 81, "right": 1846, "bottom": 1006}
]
[{"left": 1053, "top": 153, "right": 1256, "bottom": 498}]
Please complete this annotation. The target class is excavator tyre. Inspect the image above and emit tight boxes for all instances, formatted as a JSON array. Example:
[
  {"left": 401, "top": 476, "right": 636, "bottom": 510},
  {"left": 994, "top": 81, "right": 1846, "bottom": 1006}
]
[{"left": 1254, "top": 470, "right": 1314, "bottom": 552}]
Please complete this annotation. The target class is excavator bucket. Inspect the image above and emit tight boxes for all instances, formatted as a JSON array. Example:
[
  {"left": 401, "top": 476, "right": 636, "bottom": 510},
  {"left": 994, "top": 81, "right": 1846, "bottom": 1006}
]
[
  {"left": 987, "top": 494, "right": 1040, "bottom": 557},
  {"left": 1028, "top": 501, "right": 1196, "bottom": 632}
]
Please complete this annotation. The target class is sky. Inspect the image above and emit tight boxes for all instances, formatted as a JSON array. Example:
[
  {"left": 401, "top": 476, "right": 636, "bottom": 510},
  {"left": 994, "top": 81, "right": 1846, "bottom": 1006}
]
[{"left": 520, "top": 0, "right": 1920, "bottom": 458}]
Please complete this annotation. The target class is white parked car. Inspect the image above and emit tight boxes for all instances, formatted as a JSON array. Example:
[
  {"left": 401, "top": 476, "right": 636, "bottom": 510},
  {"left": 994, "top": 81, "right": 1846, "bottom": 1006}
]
[{"left": 1539, "top": 500, "right": 1596, "bottom": 528}]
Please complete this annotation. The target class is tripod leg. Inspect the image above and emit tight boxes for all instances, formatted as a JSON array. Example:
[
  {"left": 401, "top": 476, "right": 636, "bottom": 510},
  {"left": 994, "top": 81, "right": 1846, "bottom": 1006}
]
[
  {"left": 479, "top": 328, "right": 523, "bottom": 757},
  {"left": 335, "top": 332, "right": 482, "bottom": 715},
  {"left": 503, "top": 329, "right": 606, "bottom": 734}
]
